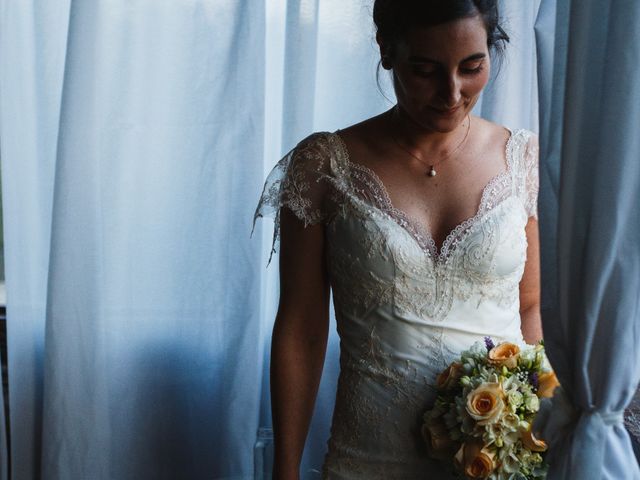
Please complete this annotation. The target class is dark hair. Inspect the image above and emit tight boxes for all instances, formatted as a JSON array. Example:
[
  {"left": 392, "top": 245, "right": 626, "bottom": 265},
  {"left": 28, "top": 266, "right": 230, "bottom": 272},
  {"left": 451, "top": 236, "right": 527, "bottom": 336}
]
[{"left": 373, "top": 0, "right": 509, "bottom": 60}]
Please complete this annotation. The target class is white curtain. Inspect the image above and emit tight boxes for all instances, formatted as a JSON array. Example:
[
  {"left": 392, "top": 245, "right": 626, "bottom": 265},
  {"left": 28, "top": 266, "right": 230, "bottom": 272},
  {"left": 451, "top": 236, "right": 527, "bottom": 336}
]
[
  {"left": 0, "top": 1, "right": 70, "bottom": 478},
  {"left": 1, "top": 1, "right": 540, "bottom": 478},
  {"left": 535, "top": 0, "right": 640, "bottom": 479},
  {"left": 3, "top": 1, "right": 268, "bottom": 478}
]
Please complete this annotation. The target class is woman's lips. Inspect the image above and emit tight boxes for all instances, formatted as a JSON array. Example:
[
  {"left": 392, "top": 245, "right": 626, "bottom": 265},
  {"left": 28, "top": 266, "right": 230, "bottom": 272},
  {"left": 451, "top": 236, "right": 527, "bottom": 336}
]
[{"left": 431, "top": 106, "right": 461, "bottom": 116}]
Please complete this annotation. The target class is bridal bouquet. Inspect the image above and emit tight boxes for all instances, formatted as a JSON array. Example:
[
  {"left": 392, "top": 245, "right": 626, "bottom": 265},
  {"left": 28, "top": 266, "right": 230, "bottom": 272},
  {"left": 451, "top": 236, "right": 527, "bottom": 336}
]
[{"left": 422, "top": 338, "right": 559, "bottom": 480}]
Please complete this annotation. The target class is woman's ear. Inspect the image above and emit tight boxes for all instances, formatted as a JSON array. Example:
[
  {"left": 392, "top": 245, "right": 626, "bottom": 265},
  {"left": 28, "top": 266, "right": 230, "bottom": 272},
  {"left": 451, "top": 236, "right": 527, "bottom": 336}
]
[{"left": 376, "top": 33, "right": 393, "bottom": 70}]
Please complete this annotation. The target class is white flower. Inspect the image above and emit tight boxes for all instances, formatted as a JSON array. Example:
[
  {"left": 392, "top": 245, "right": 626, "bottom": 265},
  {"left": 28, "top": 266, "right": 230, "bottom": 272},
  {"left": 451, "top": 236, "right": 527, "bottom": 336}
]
[
  {"left": 499, "top": 412, "right": 520, "bottom": 432},
  {"left": 506, "top": 390, "right": 523, "bottom": 410},
  {"left": 502, "top": 430, "right": 521, "bottom": 448},
  {"left": 523, "top": 393, "right": 540, "bottom": 412},
  {"left": 501, "top": 452, "right": 521, "bottom": 473},
  {"left": 518, "top": 346, "right": 537, "bottom": 365},
  {"left": 519, "top": 419, "right": 531, "bottom": 431},
  {"left": 539, "top": 352, "right": 553, "bottom": 373}
]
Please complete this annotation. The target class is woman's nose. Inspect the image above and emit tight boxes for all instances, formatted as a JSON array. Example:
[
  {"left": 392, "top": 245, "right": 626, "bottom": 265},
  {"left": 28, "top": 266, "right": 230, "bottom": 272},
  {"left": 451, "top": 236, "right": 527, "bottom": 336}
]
[{"left": 441, "top": 75, "right": 462, "bottom": 107}]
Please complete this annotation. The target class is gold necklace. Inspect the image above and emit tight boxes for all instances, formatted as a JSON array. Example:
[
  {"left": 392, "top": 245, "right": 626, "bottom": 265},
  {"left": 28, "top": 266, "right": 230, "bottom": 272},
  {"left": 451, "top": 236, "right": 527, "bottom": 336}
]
[{"left": 390, "top": 113, "right": 471, "bottom": 177}]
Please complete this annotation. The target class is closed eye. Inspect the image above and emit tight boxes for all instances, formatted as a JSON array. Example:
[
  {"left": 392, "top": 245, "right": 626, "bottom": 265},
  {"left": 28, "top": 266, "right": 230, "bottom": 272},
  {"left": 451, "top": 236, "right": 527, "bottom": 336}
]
[
  {"left": 412, "top": 69, "right": 437, "bottom": 78},
  {"left": 460, "top": 61, "right": 485, "bottom": 75},
  {"left": 462, "top": 66, "right": 484, "bottom": 75}
]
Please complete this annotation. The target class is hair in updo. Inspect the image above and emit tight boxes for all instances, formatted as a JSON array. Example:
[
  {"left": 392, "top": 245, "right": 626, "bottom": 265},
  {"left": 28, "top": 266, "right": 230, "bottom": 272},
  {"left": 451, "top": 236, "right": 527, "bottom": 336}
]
[{"left": 373, "top": 0, "right": 509, "bottom": 60}]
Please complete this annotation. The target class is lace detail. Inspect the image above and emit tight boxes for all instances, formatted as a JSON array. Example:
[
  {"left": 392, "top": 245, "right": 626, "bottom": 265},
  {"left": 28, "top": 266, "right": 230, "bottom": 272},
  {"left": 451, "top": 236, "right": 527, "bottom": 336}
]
[
  {"left": 510, "top": 132, "right": 539, "bottom": 220},
  {"left": 252, "top": 133, "right": 335, "bottom": 264},
  {"left": 327, "top": 242, "right": 393, "bottom": 319},
  {"left": 327, "top": 130, "right": 531, "bottom": 321},
  {"left": 332, "top": 130, "right": 527, "bottom": 264},
  {"left": 344, "top": 158, "right": 439, "bottom": 258},
  {"left": 323, "top": 323, "right": 455, "bottom": 479}
]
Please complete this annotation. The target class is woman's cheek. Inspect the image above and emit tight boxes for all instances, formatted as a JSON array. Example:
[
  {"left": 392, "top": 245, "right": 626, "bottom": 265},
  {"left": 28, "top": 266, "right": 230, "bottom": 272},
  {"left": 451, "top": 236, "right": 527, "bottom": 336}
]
[{"left": 472, "top": 68, "right": 490, "bottom": 93}]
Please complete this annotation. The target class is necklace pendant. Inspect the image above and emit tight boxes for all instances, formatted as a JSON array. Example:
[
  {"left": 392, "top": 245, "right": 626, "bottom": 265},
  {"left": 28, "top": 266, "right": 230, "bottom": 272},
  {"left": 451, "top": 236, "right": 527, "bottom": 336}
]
[{"left": 428, "top": 166, "right": 437, "bottom": 177}]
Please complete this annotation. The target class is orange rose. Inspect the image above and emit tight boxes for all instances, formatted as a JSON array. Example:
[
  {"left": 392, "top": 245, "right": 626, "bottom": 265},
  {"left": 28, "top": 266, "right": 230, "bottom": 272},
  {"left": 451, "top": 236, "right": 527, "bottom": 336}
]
[
  {"left": 436, "top": 362, "right": 464, "bottom": 391},
  {"left": 537, "top": 371, "right": 560, "bottom": 398},
  {"left": 521, "top": 428, "right": 548, "bottom": 452},
  {"left": 466, "top": 383, "right": 505, "bottom": 425},
  {"left": 454, "top": 441, "right": 496, "bottom": 479},
  {"left": 421, "top": 417, "right": 455, "bottom": 461},
  {"left": 488, "top": 342, "right": 521, "bottom": 369}
]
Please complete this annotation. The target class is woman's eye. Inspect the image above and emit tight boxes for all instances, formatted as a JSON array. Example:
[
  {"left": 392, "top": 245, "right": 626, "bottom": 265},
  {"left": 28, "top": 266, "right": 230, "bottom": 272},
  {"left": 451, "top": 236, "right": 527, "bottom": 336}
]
[
  {"left": 412, "top": 68, "right": 437, "bottom": 77},
  {"left": 461, "top": 63, "right": 485, "bottom": 75}
]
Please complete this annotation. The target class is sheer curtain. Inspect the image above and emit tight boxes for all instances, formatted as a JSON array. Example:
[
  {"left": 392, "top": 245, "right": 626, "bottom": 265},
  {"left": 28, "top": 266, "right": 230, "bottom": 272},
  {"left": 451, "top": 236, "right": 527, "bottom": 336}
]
[
  {"left": 3, "top": 1, "right": 267, "bottom": 478},
  {"left": 1, "top": 1, "right": 541, "bottom": 479},
  {"left": 0, "top": 1, "right": 70, "bottom": 478},
  {"left": 535, "top": 0, "right": 640, "bottom": 478}
]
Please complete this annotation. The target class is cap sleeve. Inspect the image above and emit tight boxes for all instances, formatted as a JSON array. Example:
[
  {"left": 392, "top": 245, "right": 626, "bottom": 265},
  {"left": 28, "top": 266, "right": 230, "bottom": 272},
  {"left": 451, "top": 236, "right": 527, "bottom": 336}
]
[
  {"left": 523, "top": 133, "right": 540, "bottom": 220},
  {"left": 252, "top": 132, "right": 335, "bottom": 264}
]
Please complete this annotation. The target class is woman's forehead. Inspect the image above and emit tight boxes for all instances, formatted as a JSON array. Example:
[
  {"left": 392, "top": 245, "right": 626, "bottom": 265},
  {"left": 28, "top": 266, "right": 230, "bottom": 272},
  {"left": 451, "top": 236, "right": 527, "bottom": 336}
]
[{"left": 399, "top": 16, "right": 489, "bottom": 59}]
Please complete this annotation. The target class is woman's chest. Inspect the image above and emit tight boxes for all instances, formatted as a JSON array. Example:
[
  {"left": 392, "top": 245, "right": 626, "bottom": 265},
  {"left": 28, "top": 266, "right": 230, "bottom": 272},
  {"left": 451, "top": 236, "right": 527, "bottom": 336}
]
[
  {"left": 324, "top": 195, "right": 529, "bottom": 320},
  {"left": 327, "top": 194, "right": 528, "bottom": 275}
]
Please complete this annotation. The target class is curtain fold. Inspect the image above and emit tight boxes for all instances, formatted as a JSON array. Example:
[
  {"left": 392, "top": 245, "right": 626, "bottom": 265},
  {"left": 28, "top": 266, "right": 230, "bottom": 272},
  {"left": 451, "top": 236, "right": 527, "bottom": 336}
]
[
  {"left": 0, "top": 0, "right": 71, "bottom": 478},
  {"left": 42, "top": 1, "right": 267, "bottom": 478},
  {"left": 3, "top": 0, "right": 267, "bottom": 478},
  {"left": 535, "top": 0, "right": 640, "bottom": 478},
  {"left": 534, "top": 0, "right": 562, "bottom": 322}
]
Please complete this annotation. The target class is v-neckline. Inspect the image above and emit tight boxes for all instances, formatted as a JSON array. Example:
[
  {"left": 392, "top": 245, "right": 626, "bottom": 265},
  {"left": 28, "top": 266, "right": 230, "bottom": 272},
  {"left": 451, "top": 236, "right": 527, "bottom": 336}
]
[{"left": 331, "top": 128, "right": 516, "bottom": 263}]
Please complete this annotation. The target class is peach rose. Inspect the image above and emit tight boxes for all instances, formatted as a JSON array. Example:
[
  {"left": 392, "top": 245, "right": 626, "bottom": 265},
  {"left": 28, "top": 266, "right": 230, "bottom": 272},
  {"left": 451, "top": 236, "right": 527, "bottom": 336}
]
[
  {"left": 436, "top": 362, "right": 464, "bottom": 391},
  {"left": 466, "top": 383, "right": 505, "bottom": 425},
  {"left": 521, "top": 428, "right": 548, "bottom": 452},
  {"left": 454, "top": 441, "right": 496, "bottom": 479},
  {"left": 537, "top": 371, "right": 560, "bottom": 398},
  {"left": 488, "top": 342, "right": 521, "bottom": 369},
  {"left": 421, "top": 417, "right": 455, "bottom": 461}
]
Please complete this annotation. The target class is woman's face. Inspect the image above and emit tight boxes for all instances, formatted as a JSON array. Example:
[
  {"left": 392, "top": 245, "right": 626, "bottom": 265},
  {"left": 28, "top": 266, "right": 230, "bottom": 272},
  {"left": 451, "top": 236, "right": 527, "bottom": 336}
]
[{"left": 386, "top": 15, "right": 491, "bottom": 133}]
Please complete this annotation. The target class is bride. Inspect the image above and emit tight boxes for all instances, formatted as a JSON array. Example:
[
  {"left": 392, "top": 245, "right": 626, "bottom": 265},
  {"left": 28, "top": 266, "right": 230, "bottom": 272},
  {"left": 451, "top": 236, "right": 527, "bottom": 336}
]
[{"left": 254, "top": 0, "right": 541, "bottom": 478}]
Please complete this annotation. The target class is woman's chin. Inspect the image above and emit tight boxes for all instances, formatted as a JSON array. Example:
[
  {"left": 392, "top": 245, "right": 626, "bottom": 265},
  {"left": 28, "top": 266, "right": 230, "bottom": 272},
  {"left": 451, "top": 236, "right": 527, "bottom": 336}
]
[
  {"left": 397, "top": 105, "right": 468, "bottom": 133},
  {"left": 421, "top": 116, "right": 465, "bottom": 133}
]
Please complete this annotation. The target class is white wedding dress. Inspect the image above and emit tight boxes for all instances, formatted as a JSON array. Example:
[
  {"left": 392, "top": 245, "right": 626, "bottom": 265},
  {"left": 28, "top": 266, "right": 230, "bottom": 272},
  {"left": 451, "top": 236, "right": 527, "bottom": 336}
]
[{"left": 254, "top": 128, "right": 539, "bottom": 479}]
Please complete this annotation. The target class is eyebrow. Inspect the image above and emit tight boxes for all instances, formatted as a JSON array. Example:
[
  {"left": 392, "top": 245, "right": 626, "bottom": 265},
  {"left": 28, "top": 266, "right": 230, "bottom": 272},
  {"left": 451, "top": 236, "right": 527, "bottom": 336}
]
[{"left": 408, "top": 53, "right": 487, "bottom": 64}]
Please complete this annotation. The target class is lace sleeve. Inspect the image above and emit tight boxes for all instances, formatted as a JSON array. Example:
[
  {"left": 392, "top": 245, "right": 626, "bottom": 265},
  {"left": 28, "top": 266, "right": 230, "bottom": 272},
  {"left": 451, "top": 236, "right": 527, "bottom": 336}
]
[
  {"left": 523, "top": 132, "right": 539, "bottom": 220},
  {"left": 252, "top": 132, "right": 334, "bottom": 264}
]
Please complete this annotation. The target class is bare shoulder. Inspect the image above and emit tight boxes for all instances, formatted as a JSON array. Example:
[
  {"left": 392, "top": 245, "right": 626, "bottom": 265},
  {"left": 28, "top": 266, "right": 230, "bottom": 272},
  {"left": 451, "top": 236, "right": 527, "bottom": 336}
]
[
  {"left": 338, "top": 110, "right": 389, "bottom": 140},
  {"left": 335, "top": 110, "right": 395, "bottom": 165},
  {"left": 470, "top": 115, "right": 511, "bottom": 150}
]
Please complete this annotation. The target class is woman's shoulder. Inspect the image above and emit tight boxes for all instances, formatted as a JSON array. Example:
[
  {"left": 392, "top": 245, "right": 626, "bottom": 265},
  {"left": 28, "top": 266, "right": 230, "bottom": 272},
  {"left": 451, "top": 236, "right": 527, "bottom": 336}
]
[
  {"left": 283, "top": 132, "right": 342, "bottom": 173},
  {"left": 470, "top": 116, "right": 538, "bottom": 169},
  {"left": 287, "top": 111, "right": 391, "bottom": 172},
  {"left": 332, "top": 111, "right": 395, "bottom": 172},
  {"left": 470, "top": 118, "right": 540, "bottom": 216},
  {"left": 290, "top": 131, "right": 335, "bottom": 152},
  {"left": 334, "top": 110, "right": 390, "bottom": 150},
  {"left": 471, "top": 115, "right": 536, "bottom": 143}
]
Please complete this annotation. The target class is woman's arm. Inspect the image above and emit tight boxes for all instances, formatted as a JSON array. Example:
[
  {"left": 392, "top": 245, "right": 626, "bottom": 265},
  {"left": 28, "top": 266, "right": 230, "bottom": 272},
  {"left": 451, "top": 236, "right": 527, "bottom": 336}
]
[
  {"left": 519, "top": 217, "right": 543, "bottom": 344},
  {"left": 271, "top": 208, "right": 331, "bottom": 480}
]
